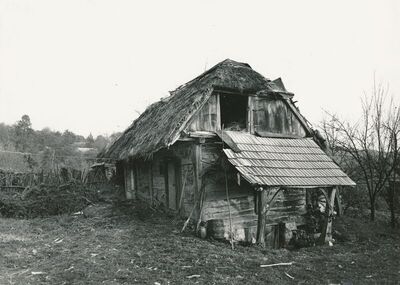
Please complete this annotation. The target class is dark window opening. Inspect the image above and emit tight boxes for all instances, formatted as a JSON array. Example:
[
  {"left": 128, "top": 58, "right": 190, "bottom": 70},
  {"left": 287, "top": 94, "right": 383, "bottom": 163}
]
[{"left": 220, "top": 94, "right": 248, "bottom": 131}]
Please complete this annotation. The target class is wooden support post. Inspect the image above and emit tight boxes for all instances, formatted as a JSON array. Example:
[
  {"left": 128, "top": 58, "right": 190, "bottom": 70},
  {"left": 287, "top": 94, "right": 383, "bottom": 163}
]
[
  {"left": 256, "top": 189, "right": 268, "bottom": 247},
  {"left": 224, "top": 163, "right": 234, "bottom": 249},
  {"left": 192, "top": 143, "right": 203, "bottom": 225},
  {"left": 335, "top": 187, "right": 343, "bottom": 216},
  {"left": 256, "top": 187, "right": 282, "bottom": 247},
  {"left": 318, "top": 187, "right": 337, "bottom": 245}
]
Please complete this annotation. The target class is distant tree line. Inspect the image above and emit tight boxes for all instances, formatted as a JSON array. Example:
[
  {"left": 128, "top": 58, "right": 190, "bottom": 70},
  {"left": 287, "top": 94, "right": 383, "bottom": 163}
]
[{"left": 0, "top": 115, "right": 121, "bottom": 171}]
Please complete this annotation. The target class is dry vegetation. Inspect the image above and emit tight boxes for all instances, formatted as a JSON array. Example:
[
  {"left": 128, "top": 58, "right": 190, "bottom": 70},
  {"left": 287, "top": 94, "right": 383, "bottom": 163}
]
[{"left": 0, "top": 198, "right": 399, "bottom": 285}]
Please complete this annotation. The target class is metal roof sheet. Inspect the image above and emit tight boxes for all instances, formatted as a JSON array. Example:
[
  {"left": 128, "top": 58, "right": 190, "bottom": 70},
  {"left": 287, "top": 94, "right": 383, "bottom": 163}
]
[{"left": 222, "top": 131, "right": 356, "bottom": 187}]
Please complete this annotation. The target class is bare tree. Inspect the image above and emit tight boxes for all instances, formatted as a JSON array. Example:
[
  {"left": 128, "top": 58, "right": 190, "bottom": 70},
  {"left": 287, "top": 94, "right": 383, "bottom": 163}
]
[{"left": 322, "top": 79, "right": 400, "bottom": 222}]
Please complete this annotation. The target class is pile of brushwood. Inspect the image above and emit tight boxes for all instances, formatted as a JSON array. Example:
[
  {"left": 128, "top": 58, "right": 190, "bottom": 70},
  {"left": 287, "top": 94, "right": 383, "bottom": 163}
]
[{"left": 0, "top": 182, "right": 100, "bottom": 218}]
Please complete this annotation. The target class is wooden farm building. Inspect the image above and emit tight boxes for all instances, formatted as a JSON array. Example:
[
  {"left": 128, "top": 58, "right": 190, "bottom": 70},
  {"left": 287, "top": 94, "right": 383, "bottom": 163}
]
[{"left": 104, "top": 59, "right": 355, "bottom": 247}]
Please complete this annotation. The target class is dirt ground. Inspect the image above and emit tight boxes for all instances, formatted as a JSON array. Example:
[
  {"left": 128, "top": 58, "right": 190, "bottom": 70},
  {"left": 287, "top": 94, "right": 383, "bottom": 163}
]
[{"left": 0, "top": 201, "right": 399, "bottom": 285}]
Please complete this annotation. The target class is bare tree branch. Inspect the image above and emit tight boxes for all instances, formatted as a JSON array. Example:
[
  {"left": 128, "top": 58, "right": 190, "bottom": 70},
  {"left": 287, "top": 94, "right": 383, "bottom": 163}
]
[{"left": 319, "top": 79, "right": 399, "bottom": 221}]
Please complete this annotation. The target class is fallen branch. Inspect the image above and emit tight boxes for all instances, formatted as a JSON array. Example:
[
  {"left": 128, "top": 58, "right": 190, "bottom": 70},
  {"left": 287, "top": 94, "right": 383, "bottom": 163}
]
[
  {"left": 284, "top": 272, "right": 294, "bottom": 279},
  {"left": 186, "top": 275, "right": 200, "bottom": 279},
  {"left": 260, "top": 262, "right": 294, "bottom": 268},
  {"left": 31, "top": 271, "right": 46, "bottom": 275}
]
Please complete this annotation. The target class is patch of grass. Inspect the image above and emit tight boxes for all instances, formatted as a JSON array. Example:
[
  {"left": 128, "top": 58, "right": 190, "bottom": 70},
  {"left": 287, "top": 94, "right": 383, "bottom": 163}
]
[{"left": 0, "top": 199, "right": 399, "bottom": 284}]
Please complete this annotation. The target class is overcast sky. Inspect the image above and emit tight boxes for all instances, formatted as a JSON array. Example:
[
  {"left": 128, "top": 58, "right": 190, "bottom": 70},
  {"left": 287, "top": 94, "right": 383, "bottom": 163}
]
[{"left": 0, "top": 0, "right": 399, "bottom": 137}]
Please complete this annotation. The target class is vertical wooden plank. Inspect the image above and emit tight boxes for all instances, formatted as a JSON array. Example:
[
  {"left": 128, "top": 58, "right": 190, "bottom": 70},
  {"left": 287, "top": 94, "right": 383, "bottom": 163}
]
[
  {"left": 216, "top": 93, "right": 221, "bottom": 131},
  {"left": 192, "top": 143, "right": 202, "bottom": 220},
  {"left": 149, "top": 162, "right": 153, "bottom": 206},
  {"left": 178, "top": 167, "right": 189, "bottom": 212},
  {"left": 208, "top": 97, "right": 212, "bottom": 131},
  {"left": 248, "top": 96, "right": 254, "bottom": 134},
  {"left": 134, "top": 163, "right": 138, "bottom": 195},
  {"left": 176, "top": 160, "right": 182, "bottom": 212},
  {"left": 167, "top": 162, "right": 176, "bottom": 209},
  {"left": 125, "top": 163, "right": 133, "bottom": 200},
  {"left": 126, "top": 162, "right": 133, "bottom": 200},
  {"left": 129, "top": 161, "right": 135, "bottom": 200},
  {"left": 123, "top": 163, "right": 128, "bottom": 198},
  {"left": 164, "top": 160, "right": 169, "bottom": 208}
]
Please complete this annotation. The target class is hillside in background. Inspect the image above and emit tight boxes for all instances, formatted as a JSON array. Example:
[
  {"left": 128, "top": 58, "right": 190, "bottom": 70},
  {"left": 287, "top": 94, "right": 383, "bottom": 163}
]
[{"left": 0, "top": 115, "right": 121, "bottom": 172}]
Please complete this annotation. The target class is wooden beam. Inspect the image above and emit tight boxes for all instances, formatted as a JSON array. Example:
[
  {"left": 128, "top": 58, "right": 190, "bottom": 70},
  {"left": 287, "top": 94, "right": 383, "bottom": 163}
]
[
  {"left": 335, "top": 187, "right": 343, "bottom": 216},
  {"left": 192, "top": 144, "right": 202, "bottom": 221},
  {"left": 318, "top": 187, "right": 337, "bottom": 245},
  {"left": 0, "top": 185, "right": 25, "bottom": 189},
  {"left": 248, "top": 96, "right": 254, "bottom": 134},
  {"left": 256, "top": 187, "right": 283, "bottom": 247},
  {"left": 212, "top": 87, "right": 256, "bottom": 96},
  {"left": 256, "top": 190, "right": 268, "bottom": 246},
  {"left": 216, "top": 93, "right": 221, "bottom": 131},
  {"left": 216, "top": 131, "right": 241, "bottom": 153},
  {"left": 255, "top": 130, "right": 304, "bottom": 139}
]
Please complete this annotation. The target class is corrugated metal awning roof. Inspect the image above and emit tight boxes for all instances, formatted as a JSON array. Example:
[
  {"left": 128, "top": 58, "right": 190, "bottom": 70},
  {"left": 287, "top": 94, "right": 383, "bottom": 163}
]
[{"left": 222, "top": 131, "right": 356, "bottom": 187}]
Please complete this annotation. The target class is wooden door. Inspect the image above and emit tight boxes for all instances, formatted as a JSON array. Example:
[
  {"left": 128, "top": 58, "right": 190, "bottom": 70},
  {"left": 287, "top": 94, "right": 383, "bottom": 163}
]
[
  {"left": 167, "top": 161, "right": 178, "bottom": 210},
  {"left": 125, "top": 165, "right": 135, "bottom": 200}
]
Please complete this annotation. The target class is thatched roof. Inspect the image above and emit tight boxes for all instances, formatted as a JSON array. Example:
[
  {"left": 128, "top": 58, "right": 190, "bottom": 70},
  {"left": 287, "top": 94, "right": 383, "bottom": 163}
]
[{"left": 104, "top": 59, "right": 286, "bottom": 160}]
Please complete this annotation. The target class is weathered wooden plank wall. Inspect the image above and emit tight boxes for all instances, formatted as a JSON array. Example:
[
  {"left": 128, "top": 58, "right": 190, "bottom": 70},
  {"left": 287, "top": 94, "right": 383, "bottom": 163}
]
[
  {"left": 170, "top": 143, "right": 196, "bottom": 216},
  {"left": 123, "top": 143, "right": 197, "bottom": 215},
  {"left": 136, "top": 161, "right": 151, "bottom": 202},
  {"left": 123, "top": 161, "right": 135, "bottom": 199},
  {"left": 252, "top": 97, "right": 307, "bottom": 137},
  {"left": 188, "top": 95, "right": 220, "bottom": 132},
  {"left": 198, "top": 143, "right": 258, "bottom": 242},
  {"left": 198, "top": 142, "right": 308, "bottom": 243},
  {"left": 150, "top": 155, "right": 166, "bottom": 207},
  {"left": 264, "top": 188, "right": 307, "bottom": 225}
]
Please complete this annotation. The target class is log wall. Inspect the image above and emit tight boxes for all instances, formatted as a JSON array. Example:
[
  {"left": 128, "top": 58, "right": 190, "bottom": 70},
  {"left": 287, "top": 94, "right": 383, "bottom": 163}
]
[{"left": 199, "top": 143, "right": 307, "bottom": 243}]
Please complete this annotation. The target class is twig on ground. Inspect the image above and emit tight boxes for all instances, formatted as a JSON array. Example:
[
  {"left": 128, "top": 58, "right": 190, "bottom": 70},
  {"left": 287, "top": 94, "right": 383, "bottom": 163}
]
[
  {"left": 186, "top": 275, "right": 200, "bottom": 279},
  {"left": 284, "top": 272, "right": 294, "bottom": 279},
  {"left": 260, "top": 262, "right": 294, "bottom": 268}
]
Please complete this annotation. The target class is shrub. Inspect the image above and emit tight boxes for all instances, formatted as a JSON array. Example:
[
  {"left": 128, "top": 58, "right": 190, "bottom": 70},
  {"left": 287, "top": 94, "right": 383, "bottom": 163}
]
[{"left": 0, "top": 182, "right": 100, "bottom": 218}]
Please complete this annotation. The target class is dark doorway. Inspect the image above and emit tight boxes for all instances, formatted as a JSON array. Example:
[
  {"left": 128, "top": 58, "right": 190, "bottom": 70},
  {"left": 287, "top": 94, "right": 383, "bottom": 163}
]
[{"left": 220, "top": 94, "right": 248, "bottom": 131}]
